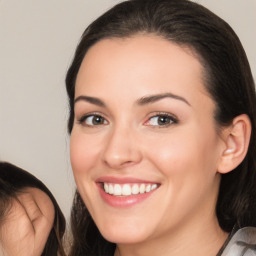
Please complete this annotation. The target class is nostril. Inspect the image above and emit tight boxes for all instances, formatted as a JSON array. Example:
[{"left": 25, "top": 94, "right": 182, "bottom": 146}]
[
  {"left": 101, "top": 131, "right": 142, "bottom": 168},
  {"left": 103, "top": 158, "right": 140, "bottom": 170}
]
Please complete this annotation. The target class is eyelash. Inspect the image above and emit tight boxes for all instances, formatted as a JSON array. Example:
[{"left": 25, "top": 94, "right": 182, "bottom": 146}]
[
  {"left": 144, "top": 112, "right": 178, "bottom": 127},
  {"left": 78, "top": 113, "right": 108, "bottom": 127},
  {"left": 77, "top": 112, "right": 178, "bottom": 128}
]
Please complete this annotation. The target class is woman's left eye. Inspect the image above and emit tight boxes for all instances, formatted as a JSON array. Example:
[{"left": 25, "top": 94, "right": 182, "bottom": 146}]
[{"left": 145, "top": 114, "right": 178, "bottom": 127}]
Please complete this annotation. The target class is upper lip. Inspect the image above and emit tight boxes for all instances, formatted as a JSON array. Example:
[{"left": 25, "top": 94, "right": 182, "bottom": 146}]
[{"left": 95, "top": 176, "right": 160, "bottom": 184}]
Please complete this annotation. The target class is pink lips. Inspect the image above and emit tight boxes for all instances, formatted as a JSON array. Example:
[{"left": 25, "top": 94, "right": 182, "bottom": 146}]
[
  {"left": 96, "top": 176, "right": 155, "bottom": 184},
  {"left": 96, "top": 176, "right": 159, "bottom": 208}
]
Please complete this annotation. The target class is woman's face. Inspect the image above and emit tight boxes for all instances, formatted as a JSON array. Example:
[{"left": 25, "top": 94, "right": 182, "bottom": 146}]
[{"left": 70, "top": 35, "right": 227, "bottom": 244}]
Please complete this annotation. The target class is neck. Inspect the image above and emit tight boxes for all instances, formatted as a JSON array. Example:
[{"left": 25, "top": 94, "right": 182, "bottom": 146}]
[{"left": 114, "top": 216, "right": 228, "bottom": 256}]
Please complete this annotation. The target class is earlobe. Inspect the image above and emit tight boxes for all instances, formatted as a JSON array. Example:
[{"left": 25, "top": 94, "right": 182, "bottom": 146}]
[{"left": 217, "top": 114, "right": 251, "bottom": 174}]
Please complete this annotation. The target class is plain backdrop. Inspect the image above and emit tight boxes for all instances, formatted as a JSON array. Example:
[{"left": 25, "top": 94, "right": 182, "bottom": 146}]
[{"left": 0, "top": 0, "right": 255, "bottom": 220}]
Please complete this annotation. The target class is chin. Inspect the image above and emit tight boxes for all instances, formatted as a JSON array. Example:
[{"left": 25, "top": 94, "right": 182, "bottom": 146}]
[
  {"left": 98, "top": 223, "right": 150, "bottom": 244},
  {"left": 103, "top": 233, "right": 146, "bottom": 245}
]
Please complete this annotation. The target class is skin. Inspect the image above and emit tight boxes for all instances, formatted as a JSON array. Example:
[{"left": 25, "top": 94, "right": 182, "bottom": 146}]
[
  {"left": 0, "top": 188, "right": 55, "bottom": 256},
  {"left": 70, "top": 35, "right": 230, "bottom": 256}
]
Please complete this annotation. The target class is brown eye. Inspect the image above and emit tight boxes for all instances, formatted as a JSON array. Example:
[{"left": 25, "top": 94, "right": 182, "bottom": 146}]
[
  {"left": 91, "top": 115, "right": 105, "bottom": 125},
  {"left": 146, "top": 114, "right": 178, "bottom": 127},
  {"left": 157, "top": 116, "right": 172, "bottom": 125},
  {"left": 80, "top": 115, "right": 107, "bottom": 126}
]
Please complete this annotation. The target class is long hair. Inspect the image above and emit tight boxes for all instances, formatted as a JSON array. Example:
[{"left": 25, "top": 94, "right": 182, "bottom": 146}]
[
  {"left": 66, "top": 0, "right": 256, "bottom": 255},
  {"left": 0, "top": 162, "right": 66, "bottom": 256}
]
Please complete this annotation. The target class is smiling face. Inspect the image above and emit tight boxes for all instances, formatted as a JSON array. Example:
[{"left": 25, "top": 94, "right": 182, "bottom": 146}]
[{"left": 70, "top": 35, "right": 227, "bottom": 247}]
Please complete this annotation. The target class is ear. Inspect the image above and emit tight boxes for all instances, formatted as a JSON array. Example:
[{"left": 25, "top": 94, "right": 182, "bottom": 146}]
[{"left": 217, "top": 114, "right": 251, "bottom": 174}]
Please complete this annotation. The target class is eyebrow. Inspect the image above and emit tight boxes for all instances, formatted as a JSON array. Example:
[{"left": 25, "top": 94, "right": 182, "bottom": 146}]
[
  {"left": 74, "top": 95, "right": 106, "bottom": 107},
  {"left": 74, "top": 92, "right": 190, "bottom": 108},
  {"left": 136, "top": 93, "right": 191, "bottom": 106}
]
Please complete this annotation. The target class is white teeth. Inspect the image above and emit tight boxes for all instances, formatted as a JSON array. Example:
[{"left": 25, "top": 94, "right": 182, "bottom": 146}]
[
  {"left": 132, "top": 184, "right": 139, "bottom": 195},
  {"left": 145, "top": 184, "right": 151, "bottom": 192},
  {"left": 108, "top": 184, "right": 114, "bottom": 194},
  {"left": 103, "top": 183, "right": 158, "bottom": 196},
  {"left": 151, "top": 184, "right": 157, "bottom": 190},
  {"left": 139, "top": 184, "right": 145, "bottom": 194},
  {"left": 114, "top": 184, "right": 122, "bottom": 196},
  {"left": 122, "top": 184, "right": 131, "bottom": 196},
  {"left": 104, "top": 183, "right": 109, "bottom": 193}
]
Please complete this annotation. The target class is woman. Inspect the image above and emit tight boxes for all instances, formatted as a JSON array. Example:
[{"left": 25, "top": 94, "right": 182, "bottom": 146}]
[
  {"left": 66, "top": 0, "right": 256, "bottom": 255},
  {"left": 0, "top": 162, "right": 66, "bottom": 256}
]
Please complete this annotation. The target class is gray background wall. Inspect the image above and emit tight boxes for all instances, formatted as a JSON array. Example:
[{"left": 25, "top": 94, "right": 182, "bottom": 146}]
[{"left": 0, "top": 0, "right": 255, "bottom": 219}]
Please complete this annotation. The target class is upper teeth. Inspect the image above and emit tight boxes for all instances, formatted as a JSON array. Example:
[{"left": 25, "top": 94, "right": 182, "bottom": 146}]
[{"left": 103, "top": 183, "right": 158, "bottom": 196}]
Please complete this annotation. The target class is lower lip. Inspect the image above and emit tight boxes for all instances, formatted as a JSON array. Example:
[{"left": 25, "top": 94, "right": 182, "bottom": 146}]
[{"left": 97, "top": 184, "right": 158, "bottom": 208}]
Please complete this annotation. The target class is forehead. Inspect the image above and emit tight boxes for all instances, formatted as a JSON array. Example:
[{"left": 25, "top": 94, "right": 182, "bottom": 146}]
[{"left": 75, "top": 35, "right": 209, "bottom": 102}]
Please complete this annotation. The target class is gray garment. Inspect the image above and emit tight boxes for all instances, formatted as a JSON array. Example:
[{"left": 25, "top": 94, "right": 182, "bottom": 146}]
[{"left": 219, "top": 227, "right": 256, "bottom": 256}]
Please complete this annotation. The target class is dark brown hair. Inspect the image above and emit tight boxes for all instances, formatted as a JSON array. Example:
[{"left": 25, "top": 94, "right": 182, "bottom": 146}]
[
  {"left": 66, "top": 0, "right": 256, "bottom": 255},
  {"left": 0, "top": 162, "right": 66, "bottom": 256}
]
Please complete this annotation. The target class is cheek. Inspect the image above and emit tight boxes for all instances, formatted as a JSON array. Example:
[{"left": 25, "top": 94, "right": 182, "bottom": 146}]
[
  {"left": 144, "top": 126, "right": 220, "bottom": 180},
  {"left": 143, "top": 131, "right": 193, "bottom": 173},
  {"left": 70, "top": 133, "right": 97, "bottom": 204},
  {"left": 70, "top": 132, "right": 100, "bottom": 178},
  {"left": 145, "top": 129, "right": 221, "bottom": 214}
]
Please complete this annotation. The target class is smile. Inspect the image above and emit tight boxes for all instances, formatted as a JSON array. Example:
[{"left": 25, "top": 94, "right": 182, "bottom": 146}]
[
  {"left": 103, "top": 183, "right": 158, "bottom": 196},
  {"left": 96, "top": 178, "right": 160, "bottom": 207}
]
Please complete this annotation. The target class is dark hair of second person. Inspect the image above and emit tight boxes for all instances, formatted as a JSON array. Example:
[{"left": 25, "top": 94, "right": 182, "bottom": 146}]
[{"left": 0, "top": 162, "right": 66, "bottom": 256}]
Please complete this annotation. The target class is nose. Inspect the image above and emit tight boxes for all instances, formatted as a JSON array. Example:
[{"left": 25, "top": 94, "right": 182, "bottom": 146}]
[{"left": 102, "top": 125, "right": 142, "bottom": 170}]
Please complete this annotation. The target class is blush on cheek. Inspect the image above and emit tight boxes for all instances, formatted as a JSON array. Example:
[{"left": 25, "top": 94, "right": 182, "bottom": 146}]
[
  {"left": 149, "top": 139, "right": 185, "bottom": 167},
  {"left": 70, "top": 135, "right": 100, "bottom": 175},
  {"left": 70, "top": 136, "right": 86, "bottom": 173}
]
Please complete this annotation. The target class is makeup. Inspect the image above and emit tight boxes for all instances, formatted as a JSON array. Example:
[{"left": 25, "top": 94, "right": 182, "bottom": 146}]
[{"left": 96, "top": 177, "right": 160, "bottom": 208}]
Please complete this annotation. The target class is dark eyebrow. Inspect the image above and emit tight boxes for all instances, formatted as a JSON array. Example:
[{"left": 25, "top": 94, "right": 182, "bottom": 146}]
[
  {"left": 136, "top": 93, "right": 191, "bottom": 106},
  {"left": 74, "top": 95, "right": 106, "bottom": 107}
]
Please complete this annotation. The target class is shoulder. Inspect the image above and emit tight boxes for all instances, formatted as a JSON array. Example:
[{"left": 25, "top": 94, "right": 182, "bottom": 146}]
[{"left": 220, "top": 227, "right": 256, "bottom": 256}]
